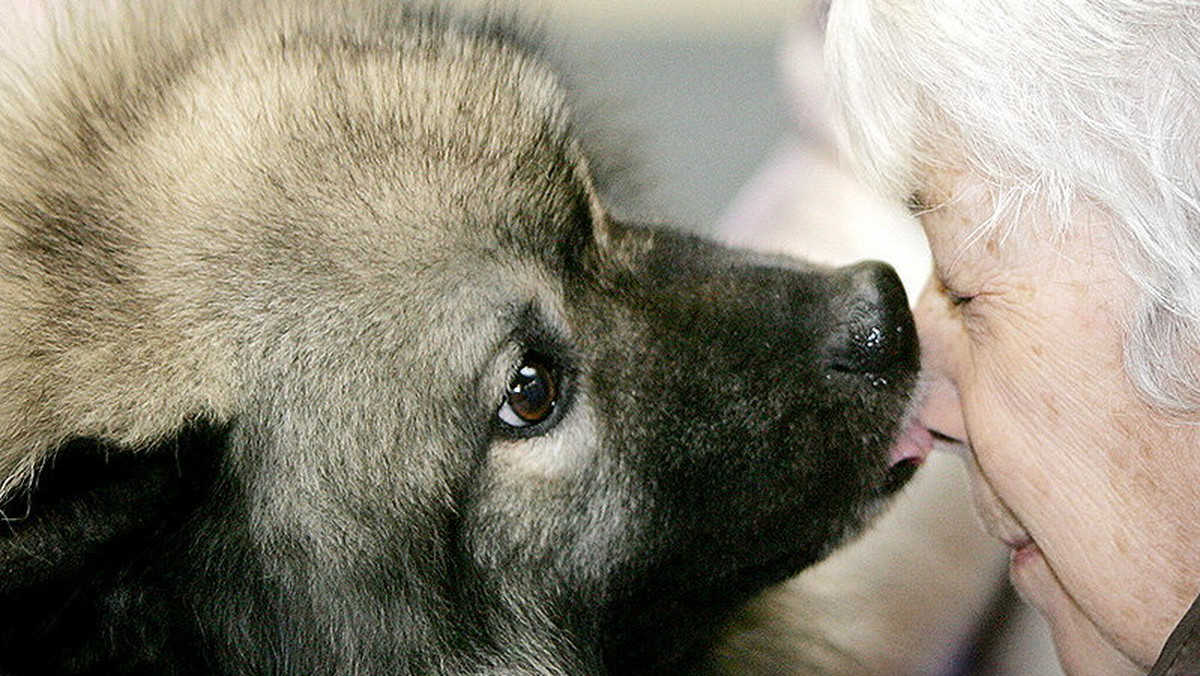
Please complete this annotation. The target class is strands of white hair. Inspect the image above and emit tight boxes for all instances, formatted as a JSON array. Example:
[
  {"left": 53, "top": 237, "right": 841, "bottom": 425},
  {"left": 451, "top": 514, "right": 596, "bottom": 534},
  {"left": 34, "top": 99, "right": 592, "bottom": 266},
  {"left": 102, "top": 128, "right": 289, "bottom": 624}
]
[{"left": 826, "top": 0, "right": 1200, "bottom": 411}]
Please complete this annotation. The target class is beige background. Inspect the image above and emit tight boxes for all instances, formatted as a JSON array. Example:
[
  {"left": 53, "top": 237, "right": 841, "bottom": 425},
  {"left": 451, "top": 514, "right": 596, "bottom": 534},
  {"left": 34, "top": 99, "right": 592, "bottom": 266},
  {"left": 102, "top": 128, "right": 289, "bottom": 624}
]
[{"left": 452, "top": 0, "right": 796, "bottom": 37}]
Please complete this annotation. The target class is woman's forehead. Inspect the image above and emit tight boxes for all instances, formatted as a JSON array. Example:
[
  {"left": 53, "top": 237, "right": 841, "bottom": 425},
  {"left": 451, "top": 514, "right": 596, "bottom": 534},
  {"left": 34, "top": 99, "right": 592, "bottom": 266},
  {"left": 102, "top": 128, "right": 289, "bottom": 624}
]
[
  {"left": 917, "top": 169, "right": 1125, "bottom": 285},
  {"left": 911, "top": 167, "right": 999, "bottom": 247},
  {"left": 914, "top": 181, "right": 1006, "bottom": 277}
]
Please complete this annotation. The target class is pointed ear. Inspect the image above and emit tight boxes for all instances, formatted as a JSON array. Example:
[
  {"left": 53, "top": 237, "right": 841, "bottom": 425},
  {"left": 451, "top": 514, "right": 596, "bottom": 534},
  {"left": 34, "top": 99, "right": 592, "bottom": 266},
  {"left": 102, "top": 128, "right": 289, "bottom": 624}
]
[{"left": 566, "top": 142, "right": 615, "bottom": 252}]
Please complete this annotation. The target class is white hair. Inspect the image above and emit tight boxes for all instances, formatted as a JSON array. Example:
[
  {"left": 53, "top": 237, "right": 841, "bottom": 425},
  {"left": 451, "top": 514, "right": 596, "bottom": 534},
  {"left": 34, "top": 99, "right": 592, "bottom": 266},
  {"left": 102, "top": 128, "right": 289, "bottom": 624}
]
[{"left": 825, "top": 0, "right": 1200, "bottom": 411}]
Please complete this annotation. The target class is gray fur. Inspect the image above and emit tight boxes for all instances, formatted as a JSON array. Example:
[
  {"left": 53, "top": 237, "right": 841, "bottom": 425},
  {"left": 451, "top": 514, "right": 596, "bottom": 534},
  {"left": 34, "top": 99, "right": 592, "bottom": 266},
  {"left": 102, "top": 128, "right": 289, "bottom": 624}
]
[{"left": 0, "top": 3, "right": 920, "bottom": 674}]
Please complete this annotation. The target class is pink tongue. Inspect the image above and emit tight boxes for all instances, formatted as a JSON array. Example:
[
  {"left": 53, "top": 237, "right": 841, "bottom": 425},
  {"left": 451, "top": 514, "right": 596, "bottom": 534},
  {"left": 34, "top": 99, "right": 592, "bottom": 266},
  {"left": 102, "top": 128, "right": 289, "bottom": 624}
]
[{"left": 890, "top": 422, "right": 934, "bottom": 467}]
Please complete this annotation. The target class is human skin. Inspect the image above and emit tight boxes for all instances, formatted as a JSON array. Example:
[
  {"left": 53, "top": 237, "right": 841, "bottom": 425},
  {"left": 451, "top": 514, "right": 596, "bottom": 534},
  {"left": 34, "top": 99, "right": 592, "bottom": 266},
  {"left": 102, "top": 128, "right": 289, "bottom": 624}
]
[{"left": 915, "top": 170, "right": 1200, "bottom": 675}]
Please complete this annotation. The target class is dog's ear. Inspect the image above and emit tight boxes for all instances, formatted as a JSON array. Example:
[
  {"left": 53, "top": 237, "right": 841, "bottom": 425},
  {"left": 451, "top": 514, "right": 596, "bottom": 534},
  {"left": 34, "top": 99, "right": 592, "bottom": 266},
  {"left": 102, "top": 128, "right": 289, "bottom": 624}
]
[
  {"left": 0, "top": 0, "right": 243, "bottom": 504},
  {"left": 0, "top": 427, "right": 223, "bottom": 598}
]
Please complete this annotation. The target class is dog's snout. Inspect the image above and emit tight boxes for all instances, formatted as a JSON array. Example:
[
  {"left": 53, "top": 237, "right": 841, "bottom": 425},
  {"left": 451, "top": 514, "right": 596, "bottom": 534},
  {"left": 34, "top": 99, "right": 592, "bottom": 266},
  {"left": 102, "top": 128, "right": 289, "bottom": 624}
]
[{"left": 827, "top": 261, "right": 918, "bottom": 376}]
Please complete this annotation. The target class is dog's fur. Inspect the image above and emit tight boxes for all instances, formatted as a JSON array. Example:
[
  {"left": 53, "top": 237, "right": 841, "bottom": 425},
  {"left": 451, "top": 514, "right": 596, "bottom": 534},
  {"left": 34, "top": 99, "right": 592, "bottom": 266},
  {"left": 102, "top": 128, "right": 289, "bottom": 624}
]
[{"left": 0, "top": 3, "right": 920, "bottom": 673}]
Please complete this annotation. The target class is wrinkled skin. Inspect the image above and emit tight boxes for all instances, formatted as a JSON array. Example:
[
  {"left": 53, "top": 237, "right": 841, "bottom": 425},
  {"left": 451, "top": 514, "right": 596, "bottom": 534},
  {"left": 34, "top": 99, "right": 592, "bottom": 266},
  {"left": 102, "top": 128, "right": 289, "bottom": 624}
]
[{"left": 915, "top": 171, "right": 1200, "bottom": 675}]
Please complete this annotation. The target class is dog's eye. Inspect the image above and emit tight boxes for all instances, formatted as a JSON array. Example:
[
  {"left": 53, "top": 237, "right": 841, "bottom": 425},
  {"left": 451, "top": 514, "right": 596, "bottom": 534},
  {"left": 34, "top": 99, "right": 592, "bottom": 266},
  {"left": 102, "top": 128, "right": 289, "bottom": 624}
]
[{"left": 498, "top": 357, "right": 559, "bottom": 428}]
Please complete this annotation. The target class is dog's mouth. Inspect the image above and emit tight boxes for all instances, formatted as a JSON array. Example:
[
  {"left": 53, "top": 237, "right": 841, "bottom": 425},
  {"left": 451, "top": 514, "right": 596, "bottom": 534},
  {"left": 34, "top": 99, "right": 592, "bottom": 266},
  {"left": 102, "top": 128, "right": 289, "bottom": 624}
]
[
  {"left": 889, "top": 419, "right": 934, "bottom": 467},
  {"left": 882, "top": 419, "right": 934, "bottom": 494}
]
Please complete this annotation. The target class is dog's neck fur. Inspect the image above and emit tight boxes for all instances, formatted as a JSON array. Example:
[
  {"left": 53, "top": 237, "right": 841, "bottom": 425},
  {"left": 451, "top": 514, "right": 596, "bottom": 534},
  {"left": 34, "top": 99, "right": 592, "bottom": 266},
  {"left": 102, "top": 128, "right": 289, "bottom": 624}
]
[{"left": 0, "top": 427, "right": 731, "bottom": 676}]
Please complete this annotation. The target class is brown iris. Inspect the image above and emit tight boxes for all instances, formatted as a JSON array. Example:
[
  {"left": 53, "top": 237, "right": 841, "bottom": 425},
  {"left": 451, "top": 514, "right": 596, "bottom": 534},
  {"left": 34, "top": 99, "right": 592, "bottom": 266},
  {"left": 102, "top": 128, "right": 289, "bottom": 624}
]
[{"left": 498, "top": 358, "right": 558, "bottom": 428}]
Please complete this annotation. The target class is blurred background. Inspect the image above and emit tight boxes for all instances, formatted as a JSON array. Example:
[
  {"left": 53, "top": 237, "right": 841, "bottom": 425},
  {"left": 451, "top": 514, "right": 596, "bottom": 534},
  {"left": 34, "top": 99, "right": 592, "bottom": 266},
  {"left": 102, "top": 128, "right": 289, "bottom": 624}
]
[
  {"left": 456, "top": 0, "right": 794, "bottom": 232},
  {"left": 450, "top": 2, "right": 1064, "bottom": 674}
]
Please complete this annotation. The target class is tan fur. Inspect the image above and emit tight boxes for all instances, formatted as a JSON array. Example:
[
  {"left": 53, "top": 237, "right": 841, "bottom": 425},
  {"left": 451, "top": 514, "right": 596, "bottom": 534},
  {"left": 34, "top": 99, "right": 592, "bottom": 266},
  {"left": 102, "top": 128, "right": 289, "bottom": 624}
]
[{"left": 0, "top": 0, "right": 577, "bottom": 500}]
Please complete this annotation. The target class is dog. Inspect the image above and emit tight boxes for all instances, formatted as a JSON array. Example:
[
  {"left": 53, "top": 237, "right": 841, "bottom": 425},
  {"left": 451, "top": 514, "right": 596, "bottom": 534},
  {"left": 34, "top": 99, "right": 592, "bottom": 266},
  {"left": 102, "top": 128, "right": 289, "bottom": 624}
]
[{"left": 0, "top": 2, "right": 924, "bottom": 673}]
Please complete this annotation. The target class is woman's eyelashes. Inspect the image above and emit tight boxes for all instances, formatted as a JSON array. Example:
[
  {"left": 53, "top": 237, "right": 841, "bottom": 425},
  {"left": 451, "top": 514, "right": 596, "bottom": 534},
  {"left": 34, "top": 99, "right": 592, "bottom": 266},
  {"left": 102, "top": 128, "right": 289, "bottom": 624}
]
[
  {"left": 947, "top": 289, "right": 976, "bottom": 307},
  {"left": 936, "top": 277, "right": 976, "bottom": 308}
]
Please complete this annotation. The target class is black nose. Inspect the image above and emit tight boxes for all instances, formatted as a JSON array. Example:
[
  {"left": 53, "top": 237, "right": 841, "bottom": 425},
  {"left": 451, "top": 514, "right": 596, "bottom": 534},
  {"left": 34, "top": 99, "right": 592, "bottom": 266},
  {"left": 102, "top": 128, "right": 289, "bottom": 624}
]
[{"left": 826, "top": 261, "right": 918, "bottom": 375}]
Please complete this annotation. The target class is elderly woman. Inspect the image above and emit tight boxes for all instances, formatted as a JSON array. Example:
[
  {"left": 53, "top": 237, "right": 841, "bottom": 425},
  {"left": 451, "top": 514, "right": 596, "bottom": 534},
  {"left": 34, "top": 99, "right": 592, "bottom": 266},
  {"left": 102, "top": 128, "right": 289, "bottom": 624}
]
[{"left": 822, "top": 1, "right": 1200, "bottom": 674}]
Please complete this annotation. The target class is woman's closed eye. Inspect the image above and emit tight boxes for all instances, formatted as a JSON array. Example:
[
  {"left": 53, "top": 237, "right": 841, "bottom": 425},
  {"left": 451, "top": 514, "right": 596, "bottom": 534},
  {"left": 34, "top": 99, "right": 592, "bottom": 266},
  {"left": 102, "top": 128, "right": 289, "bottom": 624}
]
[
  {"left": 947, "top": 289, "right": 976, "bottom": 307},
  {"left": 936, "top": 277, "right": 976, "bottom": 308}
]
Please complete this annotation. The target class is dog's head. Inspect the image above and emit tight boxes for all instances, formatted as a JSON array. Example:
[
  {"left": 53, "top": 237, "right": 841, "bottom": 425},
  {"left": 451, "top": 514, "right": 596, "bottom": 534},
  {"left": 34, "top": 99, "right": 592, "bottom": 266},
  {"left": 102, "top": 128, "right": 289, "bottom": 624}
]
[{"left": 0, "top": 5, "right": 921, "bottom": 674}]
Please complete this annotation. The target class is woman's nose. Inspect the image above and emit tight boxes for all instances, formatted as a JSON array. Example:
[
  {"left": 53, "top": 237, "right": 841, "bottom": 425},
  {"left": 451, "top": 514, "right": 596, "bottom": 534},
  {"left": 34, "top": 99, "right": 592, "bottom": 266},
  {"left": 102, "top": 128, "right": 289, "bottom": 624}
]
[{"left": 914, "top": 278, "right": 969, "bottom": 443}]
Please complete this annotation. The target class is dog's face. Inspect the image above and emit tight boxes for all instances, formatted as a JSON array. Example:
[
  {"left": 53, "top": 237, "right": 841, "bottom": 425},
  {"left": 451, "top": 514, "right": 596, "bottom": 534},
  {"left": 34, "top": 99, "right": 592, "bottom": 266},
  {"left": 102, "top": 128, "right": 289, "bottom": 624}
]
[{"left": 0, "top": 6, "right": 919, "bottom": 675}]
